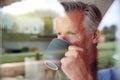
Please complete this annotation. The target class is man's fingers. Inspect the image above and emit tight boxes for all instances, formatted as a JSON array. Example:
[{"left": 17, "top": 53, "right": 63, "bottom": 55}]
[
  {"left": 64, "top": 50, "right": 76, "bottom": 57},
  {"left": 64, "top": 45, "right": 84, "bottom": 58},
  {"left": 68, "top": 45, "right": 83, "bottom": 52}
]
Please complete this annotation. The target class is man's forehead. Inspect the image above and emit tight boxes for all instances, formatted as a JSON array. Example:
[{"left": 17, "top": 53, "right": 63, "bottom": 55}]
[
  {"left": 57, "top": 15, "right": 70, "bottom": 21},
  {"left": 57, "top": 10, "right": 85, "bottom": 25},
  {"left": 56, "top": 15, "right": 73, "bottom": 28}
]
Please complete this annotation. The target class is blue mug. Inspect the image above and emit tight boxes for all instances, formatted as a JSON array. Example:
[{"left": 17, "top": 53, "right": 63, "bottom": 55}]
[{"left": 43, "top": 38, "right": 70, "bottom": 70}]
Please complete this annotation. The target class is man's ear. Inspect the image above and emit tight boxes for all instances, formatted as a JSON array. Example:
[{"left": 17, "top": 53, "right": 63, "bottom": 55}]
[{"left": 92, "top": 29, "right": 100, "bottom": 44}]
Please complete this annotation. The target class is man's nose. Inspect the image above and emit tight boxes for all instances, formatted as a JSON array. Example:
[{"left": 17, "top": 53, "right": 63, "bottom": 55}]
[{"left": 58, "top": 34, "right": 68, "bottom": 41}]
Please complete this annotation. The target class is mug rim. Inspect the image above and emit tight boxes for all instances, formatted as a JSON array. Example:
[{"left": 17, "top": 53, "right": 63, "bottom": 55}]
[
  {"left": 44, "top": 61, "right": 59, "bottom": 70},
  {"left": 54, "top": 38, "right": 70, "bottom": 44}
]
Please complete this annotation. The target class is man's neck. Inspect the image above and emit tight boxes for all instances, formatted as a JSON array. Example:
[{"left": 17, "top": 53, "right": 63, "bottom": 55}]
[
  {"left": 87, "top": 45, "right": 98, "bottom": 64},
  {"left": 88, "top": 44, "right": 98, "bottom": 80}
]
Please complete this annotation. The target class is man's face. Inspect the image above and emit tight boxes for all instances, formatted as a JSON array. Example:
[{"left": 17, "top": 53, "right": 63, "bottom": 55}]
[{"left": 56, "top": 11, "right": 91, "bottom": 48}]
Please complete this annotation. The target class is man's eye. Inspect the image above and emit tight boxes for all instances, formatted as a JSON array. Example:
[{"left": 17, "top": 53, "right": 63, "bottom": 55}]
[{"left": 68, "top": 32, "right": 76, "bottom": 35}]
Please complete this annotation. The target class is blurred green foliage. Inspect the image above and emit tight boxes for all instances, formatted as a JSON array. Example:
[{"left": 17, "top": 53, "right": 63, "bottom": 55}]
[
  {"left": 101, "top": 25, "right": 116, "bottom": 41},
  {"left": 98, "top": 41, "right": 116, "bottom": 69},
  {"left": 1, "top": 53, "right": 42, "bottom": 63}
]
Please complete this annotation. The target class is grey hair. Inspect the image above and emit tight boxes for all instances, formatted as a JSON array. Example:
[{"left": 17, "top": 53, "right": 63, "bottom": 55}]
[{"left": 60, "top": 1, "right": 102, "bottom": 35}]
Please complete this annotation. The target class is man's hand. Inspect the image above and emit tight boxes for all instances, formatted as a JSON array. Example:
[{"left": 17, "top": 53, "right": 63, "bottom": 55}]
[{"left": 61, "top": 45, "right": 93, "bottom": 80}]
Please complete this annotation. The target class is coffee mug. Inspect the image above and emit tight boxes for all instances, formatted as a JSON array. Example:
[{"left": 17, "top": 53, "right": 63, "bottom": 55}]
[{"left": 43, "top": 38, "right": 70, "bottom": 70}]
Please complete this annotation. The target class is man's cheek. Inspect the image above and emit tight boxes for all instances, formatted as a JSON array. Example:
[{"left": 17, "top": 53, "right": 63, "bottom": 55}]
[{"left": 69, "top": 40, "right": 81, "bottom": 46}]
